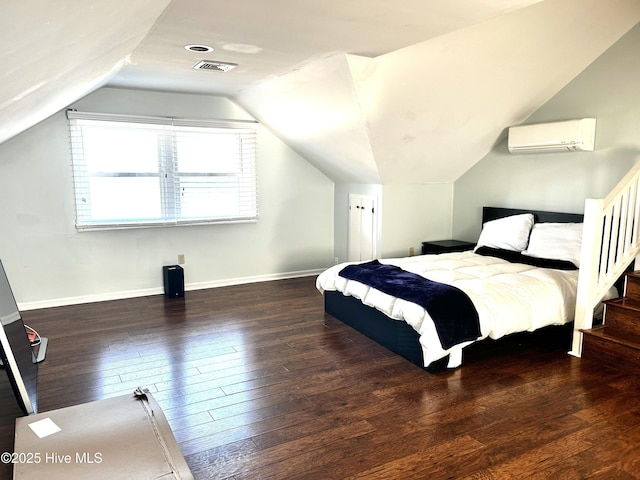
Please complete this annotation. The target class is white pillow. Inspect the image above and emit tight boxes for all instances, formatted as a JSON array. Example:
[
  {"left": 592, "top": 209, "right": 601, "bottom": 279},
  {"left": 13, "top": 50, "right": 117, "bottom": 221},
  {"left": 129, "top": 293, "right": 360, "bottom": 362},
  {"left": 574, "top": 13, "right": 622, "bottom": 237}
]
[
  {"left": 522, "top": 222, "right": 583, "bottom": 267},
  {"left": 474, "top": 214, "right": 534, "bottom": 252}
]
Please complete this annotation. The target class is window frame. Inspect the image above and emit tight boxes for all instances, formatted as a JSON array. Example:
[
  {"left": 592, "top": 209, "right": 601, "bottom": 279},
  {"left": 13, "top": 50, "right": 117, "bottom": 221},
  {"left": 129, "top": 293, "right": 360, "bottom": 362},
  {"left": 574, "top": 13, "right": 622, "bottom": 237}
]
[{"left": 67, "top": 110, "right": 259, "bottom": 231}]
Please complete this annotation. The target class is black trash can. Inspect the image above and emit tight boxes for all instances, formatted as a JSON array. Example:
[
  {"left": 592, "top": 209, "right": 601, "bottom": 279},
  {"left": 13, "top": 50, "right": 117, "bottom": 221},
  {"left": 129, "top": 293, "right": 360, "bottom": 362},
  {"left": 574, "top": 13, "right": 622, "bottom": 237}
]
[{"left": 163, "top": 265, "right": 184, "bottom": 298}]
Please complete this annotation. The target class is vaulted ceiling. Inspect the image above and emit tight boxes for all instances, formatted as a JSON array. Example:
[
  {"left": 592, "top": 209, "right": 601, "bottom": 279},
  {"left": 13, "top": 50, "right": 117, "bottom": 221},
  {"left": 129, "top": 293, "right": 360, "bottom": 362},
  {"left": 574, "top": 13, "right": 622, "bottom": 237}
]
[{"left": 2, "top": 0, "right": 639, "bottom": 184}]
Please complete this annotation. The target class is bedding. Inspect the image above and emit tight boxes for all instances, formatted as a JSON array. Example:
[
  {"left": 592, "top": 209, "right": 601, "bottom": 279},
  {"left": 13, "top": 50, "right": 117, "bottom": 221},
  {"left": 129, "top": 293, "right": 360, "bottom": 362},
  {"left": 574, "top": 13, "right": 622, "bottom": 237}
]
[
  {"left": 338, "top": 260, "right": 480, "bottom": 349},
  {"left": 523, "top": 222, "right": 584, "bottom": 267},
  {"left": 474, "top": 213, "right": 534, "bottom": 252},
  {"left": 476, "top": 246, "right": 578, "bottom": 270},
  {"left": 317, "top": 249, "right": 580, "bottom": 368}
]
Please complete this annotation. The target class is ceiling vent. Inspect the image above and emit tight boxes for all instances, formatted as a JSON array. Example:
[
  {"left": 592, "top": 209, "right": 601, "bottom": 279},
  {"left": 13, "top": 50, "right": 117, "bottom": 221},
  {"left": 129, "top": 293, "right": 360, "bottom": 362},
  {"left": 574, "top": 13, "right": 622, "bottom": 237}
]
[{"left": 193, "top": 60, "right": 237, "bottom": 72}]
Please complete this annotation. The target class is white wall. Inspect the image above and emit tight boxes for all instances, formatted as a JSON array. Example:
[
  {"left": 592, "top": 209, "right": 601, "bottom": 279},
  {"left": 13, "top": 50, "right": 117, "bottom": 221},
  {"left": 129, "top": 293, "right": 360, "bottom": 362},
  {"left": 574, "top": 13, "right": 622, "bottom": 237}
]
[
  {"left": 0, "top": 88, "right": 335, "bottom": 308},
  {"left": 452, "top": 23, "right": 640, "bottom": 242}
]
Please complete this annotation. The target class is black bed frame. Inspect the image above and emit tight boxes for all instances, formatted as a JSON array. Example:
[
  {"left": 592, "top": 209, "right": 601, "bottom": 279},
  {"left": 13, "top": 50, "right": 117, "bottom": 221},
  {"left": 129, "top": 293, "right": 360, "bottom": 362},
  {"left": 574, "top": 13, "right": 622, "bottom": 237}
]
[{"left": 324, "top": 206, "right": 584, "bottom": 369}]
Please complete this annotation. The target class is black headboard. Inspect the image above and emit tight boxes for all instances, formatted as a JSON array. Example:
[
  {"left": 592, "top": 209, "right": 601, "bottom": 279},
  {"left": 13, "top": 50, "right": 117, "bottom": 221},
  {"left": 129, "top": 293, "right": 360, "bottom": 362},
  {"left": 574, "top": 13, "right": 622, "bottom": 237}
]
[{"left": 482, "top": 206, "right": 584, "bottom": 224}]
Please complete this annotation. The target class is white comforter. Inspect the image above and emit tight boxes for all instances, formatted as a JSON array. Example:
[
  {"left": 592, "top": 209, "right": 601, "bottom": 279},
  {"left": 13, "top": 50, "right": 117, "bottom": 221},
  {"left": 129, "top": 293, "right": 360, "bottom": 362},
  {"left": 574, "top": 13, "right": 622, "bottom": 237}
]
[{"left": 316, "top": 251, "right": 580, "bottom": 368}]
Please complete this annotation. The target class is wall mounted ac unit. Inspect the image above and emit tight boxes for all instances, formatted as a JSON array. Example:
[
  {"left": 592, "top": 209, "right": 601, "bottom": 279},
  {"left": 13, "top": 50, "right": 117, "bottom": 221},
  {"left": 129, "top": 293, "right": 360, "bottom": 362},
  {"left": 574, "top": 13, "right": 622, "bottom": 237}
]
[{"left": 508, "top": 118, "right": 596, "bottom": 154}]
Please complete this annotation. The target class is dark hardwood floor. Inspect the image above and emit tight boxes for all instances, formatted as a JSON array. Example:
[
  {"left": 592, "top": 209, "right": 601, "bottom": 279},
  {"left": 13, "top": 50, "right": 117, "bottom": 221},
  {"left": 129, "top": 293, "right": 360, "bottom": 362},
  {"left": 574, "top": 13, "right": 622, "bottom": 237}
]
[{"left": 1, "top": 276, "right": 639, "bottom": 479}]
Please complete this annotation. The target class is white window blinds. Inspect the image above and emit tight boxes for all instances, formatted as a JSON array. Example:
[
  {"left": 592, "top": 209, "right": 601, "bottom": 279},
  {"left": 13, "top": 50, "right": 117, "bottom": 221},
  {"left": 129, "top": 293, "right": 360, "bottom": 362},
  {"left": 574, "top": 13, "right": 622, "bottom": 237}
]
[{"left": 67, "top": 111, "right": 258, "bottom": 230}]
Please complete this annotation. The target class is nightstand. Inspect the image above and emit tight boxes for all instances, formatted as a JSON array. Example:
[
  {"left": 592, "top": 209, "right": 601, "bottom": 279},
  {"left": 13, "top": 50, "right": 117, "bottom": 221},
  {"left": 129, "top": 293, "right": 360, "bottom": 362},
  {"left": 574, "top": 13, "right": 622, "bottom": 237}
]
[{"left": 421, "top": 239, "right": 476, "bottom": 255}]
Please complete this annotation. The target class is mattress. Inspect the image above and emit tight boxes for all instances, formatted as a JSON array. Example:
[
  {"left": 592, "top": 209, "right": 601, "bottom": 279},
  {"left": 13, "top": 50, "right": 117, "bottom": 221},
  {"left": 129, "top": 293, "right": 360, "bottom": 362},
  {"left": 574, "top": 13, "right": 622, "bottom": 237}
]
[{"left": 316, "top": 251, "right": 581, "bottom": 367}]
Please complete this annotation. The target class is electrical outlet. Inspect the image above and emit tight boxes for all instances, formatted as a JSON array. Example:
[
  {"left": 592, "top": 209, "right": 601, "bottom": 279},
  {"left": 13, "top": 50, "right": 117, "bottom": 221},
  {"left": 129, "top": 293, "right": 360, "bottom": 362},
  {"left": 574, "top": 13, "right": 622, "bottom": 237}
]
[
  {"left": 409, "top": 247, "right": 415, "bottom": 256},
  {"left": 334, "top": 257, "right": 339, "bottom": 265},
  {"left": 177, "top": 254, "right": 185, "bottom": 264}
]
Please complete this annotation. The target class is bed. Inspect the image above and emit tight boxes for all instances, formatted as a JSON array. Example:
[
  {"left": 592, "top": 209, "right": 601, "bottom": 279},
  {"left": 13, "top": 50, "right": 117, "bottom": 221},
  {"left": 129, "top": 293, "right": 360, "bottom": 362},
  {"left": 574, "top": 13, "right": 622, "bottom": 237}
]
[{"left": 316, "top": 206, "right": 597, "bottom": 369}]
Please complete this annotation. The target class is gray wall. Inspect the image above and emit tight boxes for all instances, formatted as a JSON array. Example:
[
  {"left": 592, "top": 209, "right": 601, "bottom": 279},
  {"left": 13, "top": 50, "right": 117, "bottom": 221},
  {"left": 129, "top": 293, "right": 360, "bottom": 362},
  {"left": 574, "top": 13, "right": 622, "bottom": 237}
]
[
  {"left": 453, "top": 23, "right": 640, "bottom": 241},
  {"left": 380, "top": 183, "right": 453, "bottom": 258},
  {"left": 0, "top": 88, "right": 335, "bottom": 308},
  {"left": 333, "top": 182, "right": 454, "bottom": 262}
]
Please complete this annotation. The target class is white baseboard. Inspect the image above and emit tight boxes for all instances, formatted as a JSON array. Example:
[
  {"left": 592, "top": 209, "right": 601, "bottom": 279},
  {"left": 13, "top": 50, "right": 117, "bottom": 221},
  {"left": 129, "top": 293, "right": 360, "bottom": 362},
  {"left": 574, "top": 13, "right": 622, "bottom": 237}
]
[{"left": 18, "top": 268, "right": 325, "bottom": 311}]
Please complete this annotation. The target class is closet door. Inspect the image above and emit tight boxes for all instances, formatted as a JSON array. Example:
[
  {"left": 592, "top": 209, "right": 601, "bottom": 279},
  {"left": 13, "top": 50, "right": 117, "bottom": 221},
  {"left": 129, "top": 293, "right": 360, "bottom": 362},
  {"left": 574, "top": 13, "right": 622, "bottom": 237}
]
[{"left": 348, "top": 194, "right": 377, "bottom": 262}]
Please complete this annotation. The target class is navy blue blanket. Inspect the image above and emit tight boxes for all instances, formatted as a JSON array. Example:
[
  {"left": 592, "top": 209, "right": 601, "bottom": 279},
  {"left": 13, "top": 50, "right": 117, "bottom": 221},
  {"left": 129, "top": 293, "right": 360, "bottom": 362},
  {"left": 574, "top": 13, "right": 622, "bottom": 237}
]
[{"left": 339, "top": 260, "right": 481, "bottom": 350}]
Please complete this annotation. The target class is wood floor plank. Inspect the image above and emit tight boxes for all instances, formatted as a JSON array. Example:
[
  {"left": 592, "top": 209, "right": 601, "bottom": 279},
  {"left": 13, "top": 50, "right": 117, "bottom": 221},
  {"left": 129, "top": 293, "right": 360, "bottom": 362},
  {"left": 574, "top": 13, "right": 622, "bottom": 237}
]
[{"left": 0, "top": 277, "right": 639, "bottom": 479}]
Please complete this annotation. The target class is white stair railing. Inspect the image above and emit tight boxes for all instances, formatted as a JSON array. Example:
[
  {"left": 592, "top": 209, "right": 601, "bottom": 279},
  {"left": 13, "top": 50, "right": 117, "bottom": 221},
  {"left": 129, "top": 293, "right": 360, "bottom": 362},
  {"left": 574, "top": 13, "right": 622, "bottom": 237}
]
[{"left": 571, "top": 159, "right": 640, "bottom": 357}]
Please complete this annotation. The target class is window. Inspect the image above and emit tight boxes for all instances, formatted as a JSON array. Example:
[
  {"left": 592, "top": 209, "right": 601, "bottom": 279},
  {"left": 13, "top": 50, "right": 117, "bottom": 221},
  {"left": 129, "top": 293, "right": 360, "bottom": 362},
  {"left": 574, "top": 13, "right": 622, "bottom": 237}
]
[{"left": 67, "top": 111, "right": 258, "bottom": 230}]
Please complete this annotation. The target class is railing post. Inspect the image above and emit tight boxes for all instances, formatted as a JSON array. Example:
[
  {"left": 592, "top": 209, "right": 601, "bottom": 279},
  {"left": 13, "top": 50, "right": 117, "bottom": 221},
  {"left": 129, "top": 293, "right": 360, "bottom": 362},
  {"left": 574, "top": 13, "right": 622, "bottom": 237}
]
[
  {"left": 570, "top": 198, "right": 604, "bottom": 357},
  {"left": 571, "top": 159, "right": 640, "bottom": 358}
]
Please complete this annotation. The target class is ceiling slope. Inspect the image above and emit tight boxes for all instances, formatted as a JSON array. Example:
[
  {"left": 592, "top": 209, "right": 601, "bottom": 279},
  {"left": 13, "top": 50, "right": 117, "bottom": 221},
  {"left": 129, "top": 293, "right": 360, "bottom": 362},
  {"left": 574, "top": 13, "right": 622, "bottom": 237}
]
[
  {"left": 0, "top": 0, "right": 171, "bottom": 145},
  {"left": 237, "top": 54, "right": 380, "bottom": 184},
  {"left": 2, "top": 0, "right": 639, "bottom": 188},
  {"left": 237, "top": 0, "right": 640, "bottom": 184},
  {"left": 0, "top": 0, "right": 543, "bottom": 155},
  {"left": 362, "top": 0, "right": 640, "bottom": 183}
]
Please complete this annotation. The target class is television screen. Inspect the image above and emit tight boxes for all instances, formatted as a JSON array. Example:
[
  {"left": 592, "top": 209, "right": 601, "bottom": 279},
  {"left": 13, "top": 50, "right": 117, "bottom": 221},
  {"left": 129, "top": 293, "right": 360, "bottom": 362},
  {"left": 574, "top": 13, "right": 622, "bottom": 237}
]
[{"left": 0, "top": 259, "right": 38, "bottom": 415}]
